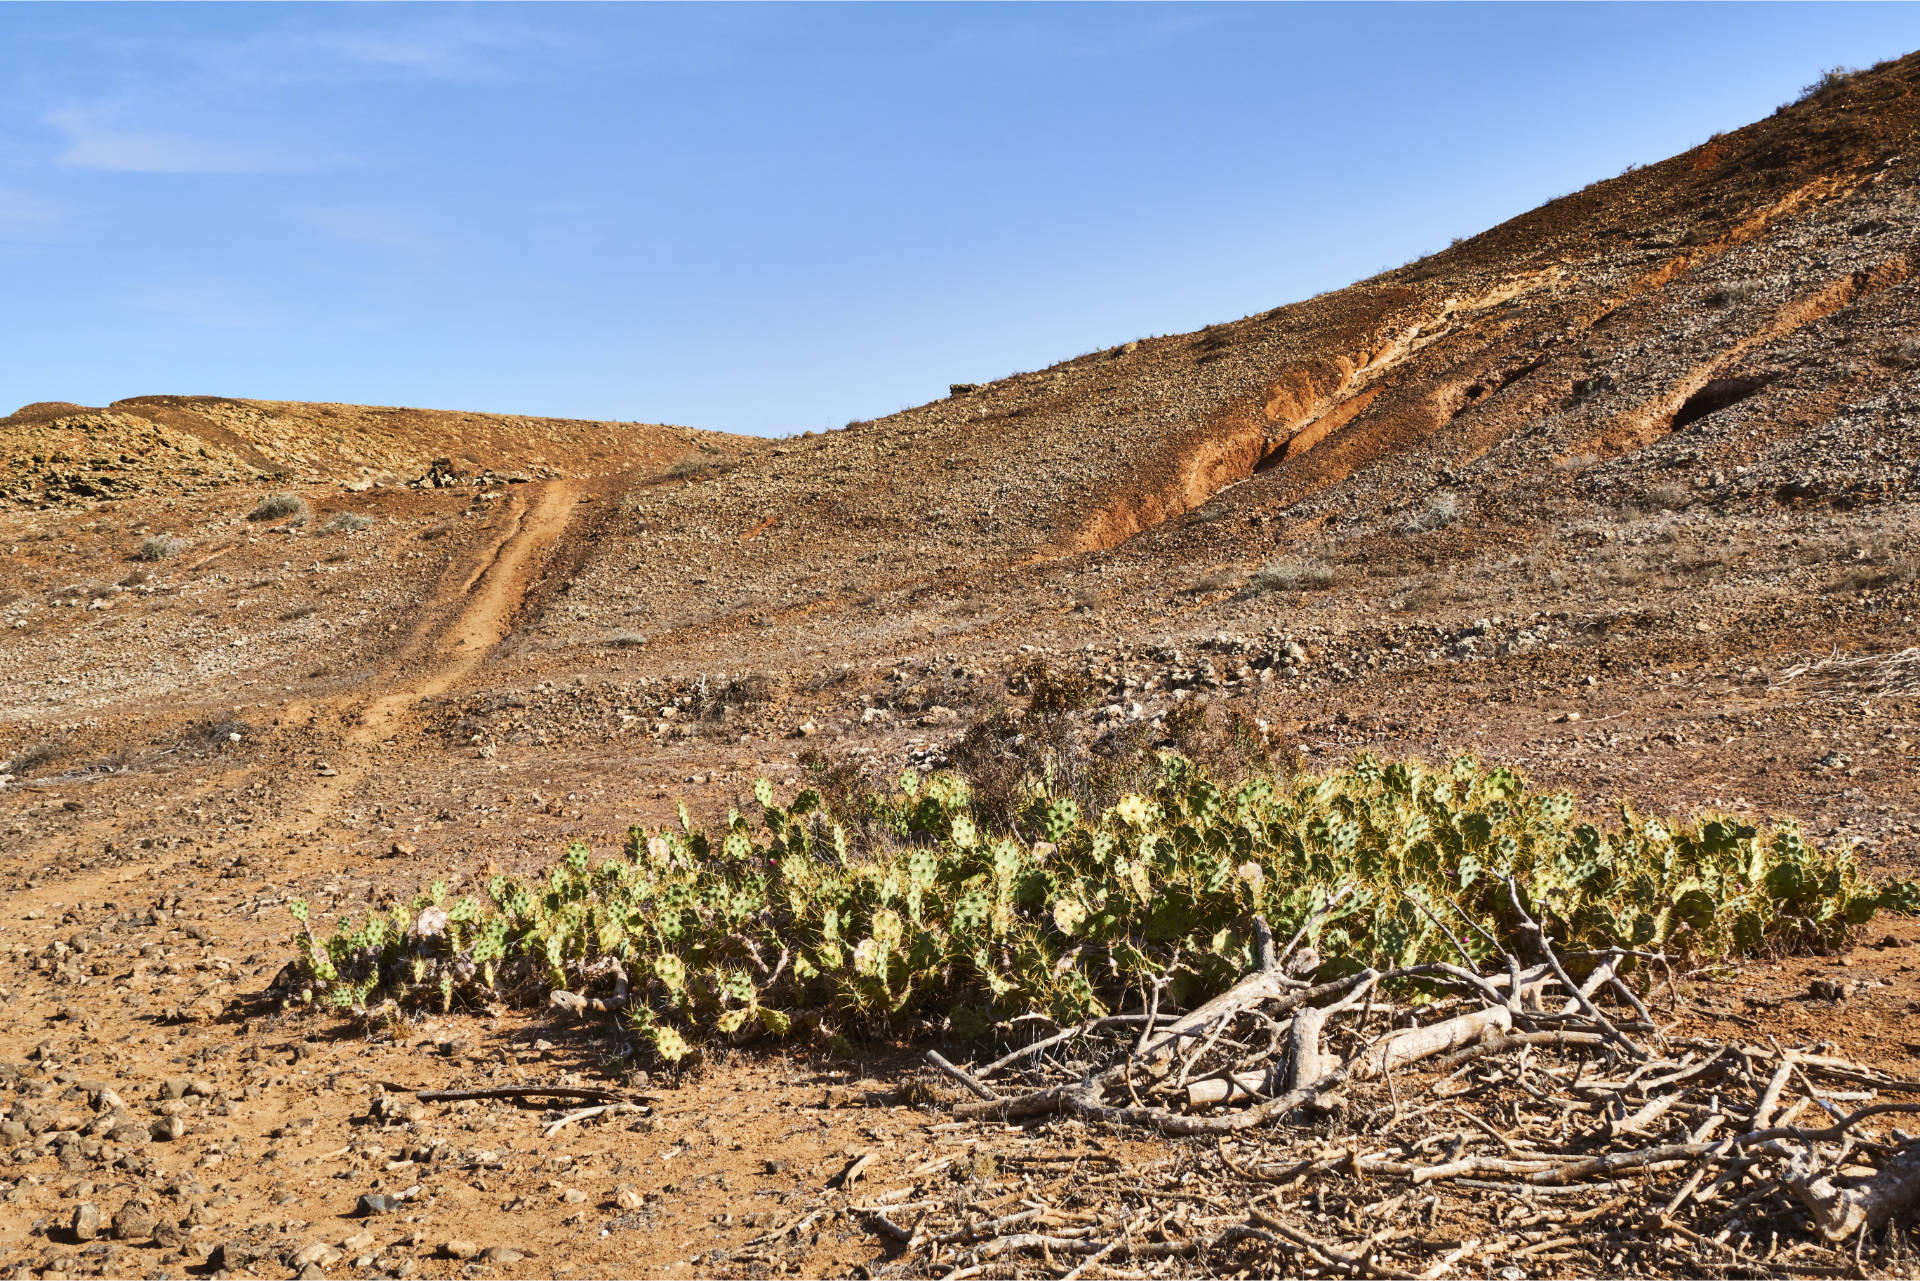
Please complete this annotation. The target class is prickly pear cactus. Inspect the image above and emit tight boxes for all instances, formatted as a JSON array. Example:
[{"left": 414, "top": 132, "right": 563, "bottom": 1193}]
[{"left": 287, "top": 751, "right": 1912, "bottom": 1064}]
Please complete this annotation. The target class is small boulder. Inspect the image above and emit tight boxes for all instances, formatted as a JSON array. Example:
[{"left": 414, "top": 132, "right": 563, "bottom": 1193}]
[
  {"left": 210, "top": 1241, "right": 269, "bottom": 1271},
  {"left": 290, "top": 1241, "right": 344, "bottom": 1270},
  {"left": 71, "top": 1202, "right": 101, "bottom": 1242},
  {"left": 112, "top": 1199, "right": 157, "bottom": 1241}
]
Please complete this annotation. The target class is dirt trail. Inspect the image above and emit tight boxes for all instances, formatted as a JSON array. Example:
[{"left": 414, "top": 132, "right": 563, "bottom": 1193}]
[
  {"left": 268, "top": 479, "right": 579, "bottom": 836},
  {"left": 12, "top": 480, "right": 580, "bottom": 917},
  {"left": 347, "top": 479, "right": 577, "bottom": 739}
]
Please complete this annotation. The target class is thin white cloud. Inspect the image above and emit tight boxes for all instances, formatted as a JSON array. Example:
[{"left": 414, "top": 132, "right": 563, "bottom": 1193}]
[
  {"left": 207, "top": 14, "right": 573, "bottom": 88},
  {"left": 46, "top": 107, "right": 315, "bottom": 174}
]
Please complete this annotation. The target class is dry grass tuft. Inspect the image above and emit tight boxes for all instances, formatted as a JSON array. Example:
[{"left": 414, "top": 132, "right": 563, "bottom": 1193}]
[{"left": 1249, "top": 557, "right": 1337, "bottom": 593}]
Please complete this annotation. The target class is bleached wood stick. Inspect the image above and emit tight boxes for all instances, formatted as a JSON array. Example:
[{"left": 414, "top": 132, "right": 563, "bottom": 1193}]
[{"left": 1788, "top": 1141, "right": 1920, "bottom": 1241}]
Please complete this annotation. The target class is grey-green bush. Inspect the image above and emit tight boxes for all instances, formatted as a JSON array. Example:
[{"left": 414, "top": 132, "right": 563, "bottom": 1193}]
[
  {"left": 249, "top": 494, "right": 307, "bottom": 522},
  {"left": 134, "top": 534, "right": 184, "bottom": 561}
]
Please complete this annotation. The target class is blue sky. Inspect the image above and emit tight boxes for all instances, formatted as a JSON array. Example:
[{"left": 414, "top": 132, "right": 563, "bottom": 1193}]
[{"left": 2, "top": 4, "right": 1917, "bottom": 437}]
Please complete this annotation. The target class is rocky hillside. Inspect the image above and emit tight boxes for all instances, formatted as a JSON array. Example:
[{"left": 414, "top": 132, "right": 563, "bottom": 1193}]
[
  {"left": 4, "top": 53, "right": 1920, "bottom": 1281},
  {"left": 1, "top": 396, "right": 747, "bottom": 505}
]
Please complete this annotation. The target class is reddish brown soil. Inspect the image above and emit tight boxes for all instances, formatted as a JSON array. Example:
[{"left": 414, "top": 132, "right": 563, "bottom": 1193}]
[{"left": 6, "top": 54, "right": 1920, "bottom": 1281}]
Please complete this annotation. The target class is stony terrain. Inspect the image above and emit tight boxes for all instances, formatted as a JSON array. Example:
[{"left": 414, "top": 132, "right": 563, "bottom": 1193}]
[{"left": 5, "top": 55, "right": 1920, "bottom": 1280}]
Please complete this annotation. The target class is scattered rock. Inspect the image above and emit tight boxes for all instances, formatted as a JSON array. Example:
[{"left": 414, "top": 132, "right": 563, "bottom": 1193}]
[
  {"left": 211, "top": 1242, "right": 270, "bottom": 1271},
  {"left": 291, "top": 1241, "right": 345, "bottom": 1269},
  {"left": 440, "top": 1239, "right": 481, "bottom": 1260},
  {"left": 111, "top": 1199, "right": 156, "bottom": 1241},
  {"left": 70, "top": 1202, "right": 100, "bottom": 1242}
]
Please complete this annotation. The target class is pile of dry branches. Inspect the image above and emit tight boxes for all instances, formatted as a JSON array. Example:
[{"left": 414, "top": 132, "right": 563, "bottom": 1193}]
[
  {"left": 832, "top": 903, "right": 1920, "bottom": 1279},
  {"left": 1777, "top": 646, "right": 1920, "bottom": 701}
]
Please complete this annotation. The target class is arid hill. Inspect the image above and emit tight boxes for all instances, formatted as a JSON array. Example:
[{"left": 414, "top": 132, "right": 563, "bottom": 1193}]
[{"left": 3, "top": 55, "right": 1920, "bottom": 1280}]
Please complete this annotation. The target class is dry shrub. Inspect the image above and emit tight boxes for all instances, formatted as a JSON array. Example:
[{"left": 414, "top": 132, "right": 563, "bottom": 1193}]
[
  {"left": 1185, "top": 567, "right": 1244, "bottom": 595},
  {"left": 135, "top": 534, "right": 184, "bottom": 561},
  {"left": 1665, "top": 536, "right": 1728, "bottom": 579},
  {"left": 6, "top": 740, "right": 67, "bottom": 778},
  {"left": 1250, "top": 557, "right": 1337, "bottom": 593},
  {"left": 690, "top": 672, "right": 770, "bottom": 721},
  {"left": 1877, "top": 339, "right": 1920, "bottom": 370},
  {"left": 1162, "top": 700, "right": 1276, "bottom": 783},
  {"left": 663, "top": 456, "right": 735, "bottom": 483},
  {"left": 1831, "top": 557, "right": 1919, "bottom": 594},
  {"left": 181, "top": 719, "right": 253, "bottom": 755},
  {"left": 804, "top": 665, "right": 857, "bottom": 693},
  {"left": 1604, "top": 556, "right": 1650, "bottom": 588},
  {"left": 798, "top": 748, "right": 869, "bottom": 821},
  {"left": 1704, "top": 279, "right": 1761, "bottom": 309},
  {"left": 1796, "top": 66, "right": 1860, "bottom": 103},
  {"left": 949, "top": 661, "right": 1107, "bottom": 831},
  {"left": 949, "top": 661, "right": 1283, "bottom": 834},
  {"left": 1401, "top": 493, "right": 1460, "bottom": 534},
  {"left": 1024, "top": 660, "right": 1094, "bottom": 716},
  {"left": 1633, "top": 485, "right": 1690, "bottom": 512},
  {"left": 248, "top": 494, "right": 307, "bottom": 522},
  {"left": 945, "top": 704, "right": 1040, "bottom": 832}
]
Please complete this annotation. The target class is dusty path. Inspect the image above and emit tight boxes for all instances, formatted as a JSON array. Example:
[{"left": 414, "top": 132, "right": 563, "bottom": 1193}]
[
  {"left": 269, "top": 478, "right": 580, "bottom": 843},
  {"left": 11, "top": 479, "right": 580, "bottom": 918}
]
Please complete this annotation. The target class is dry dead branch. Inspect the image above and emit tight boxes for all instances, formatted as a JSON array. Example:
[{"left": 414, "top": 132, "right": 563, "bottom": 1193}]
[{"left": 810, "top": 947, "right": 1920, "bottom": 1278}]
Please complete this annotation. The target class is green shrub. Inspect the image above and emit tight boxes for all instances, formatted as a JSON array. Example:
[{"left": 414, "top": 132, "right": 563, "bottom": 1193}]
[
  {"left": 1797, "top": 66, "right": 1860, "bottom": 103},
  {"left": 249, "top": 494, "right": 307, "bottom": 522},
  {"left": 286, "top": 754, "right": 1912, "bottom": 1064}
]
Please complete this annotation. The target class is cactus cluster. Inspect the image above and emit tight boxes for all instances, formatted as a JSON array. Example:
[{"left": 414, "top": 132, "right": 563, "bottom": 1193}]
[{"left": 288, "top": 753, "right": 1915, "bottom": 1064}]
